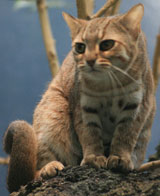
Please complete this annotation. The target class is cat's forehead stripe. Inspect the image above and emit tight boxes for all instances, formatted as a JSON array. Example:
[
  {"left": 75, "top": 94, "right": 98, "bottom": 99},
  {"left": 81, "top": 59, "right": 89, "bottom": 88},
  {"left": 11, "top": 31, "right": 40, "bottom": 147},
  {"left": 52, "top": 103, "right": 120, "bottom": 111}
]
[{"left": 82, "top": 18, "right": 110, "bottom": 41}]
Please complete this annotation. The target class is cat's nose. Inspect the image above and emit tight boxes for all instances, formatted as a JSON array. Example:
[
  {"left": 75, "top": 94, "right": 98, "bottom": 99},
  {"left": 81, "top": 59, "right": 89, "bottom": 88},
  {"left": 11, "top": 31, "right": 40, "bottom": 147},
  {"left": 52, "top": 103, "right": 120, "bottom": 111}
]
[{"left": 87, "top": 60, "right": 96, "bottom": 67}]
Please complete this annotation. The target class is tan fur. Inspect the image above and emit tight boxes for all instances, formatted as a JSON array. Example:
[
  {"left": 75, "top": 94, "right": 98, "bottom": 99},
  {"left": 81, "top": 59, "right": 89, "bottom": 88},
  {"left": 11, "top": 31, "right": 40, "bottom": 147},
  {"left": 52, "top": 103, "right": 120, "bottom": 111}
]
[
  {"left": 3, "top": 4, "right": 156, "bottom": 192},
  {"left": 3, "top": 121, "right": 37, "bottom": 192}
]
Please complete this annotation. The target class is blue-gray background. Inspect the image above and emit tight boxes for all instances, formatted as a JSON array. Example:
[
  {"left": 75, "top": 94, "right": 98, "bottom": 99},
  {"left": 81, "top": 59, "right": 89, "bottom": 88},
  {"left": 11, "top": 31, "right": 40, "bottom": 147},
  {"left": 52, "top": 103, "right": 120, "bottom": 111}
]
[{"left": 0, "top": 0, "right": 160, "bottom": 195}]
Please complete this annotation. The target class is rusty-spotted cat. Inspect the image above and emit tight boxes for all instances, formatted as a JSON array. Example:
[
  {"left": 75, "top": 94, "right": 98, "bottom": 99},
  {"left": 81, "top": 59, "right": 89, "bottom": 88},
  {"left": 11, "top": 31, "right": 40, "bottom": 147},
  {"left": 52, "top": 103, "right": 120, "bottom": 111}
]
[{"left": 4, "top": 4, "right": 156, "bottom": 193}]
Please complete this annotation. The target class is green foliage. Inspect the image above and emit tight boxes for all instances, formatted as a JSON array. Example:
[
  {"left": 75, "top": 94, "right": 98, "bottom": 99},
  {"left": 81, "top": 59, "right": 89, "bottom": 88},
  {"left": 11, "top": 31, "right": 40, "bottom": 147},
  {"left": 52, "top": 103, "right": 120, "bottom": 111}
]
[{"left": 13, "top": 0, "right": 68, "bottom": 11}]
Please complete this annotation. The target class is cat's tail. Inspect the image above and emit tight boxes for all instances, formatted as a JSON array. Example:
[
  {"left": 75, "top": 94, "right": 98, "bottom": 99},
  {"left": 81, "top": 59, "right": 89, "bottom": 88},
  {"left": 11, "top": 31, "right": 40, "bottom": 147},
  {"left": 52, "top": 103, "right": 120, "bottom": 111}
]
[{"left": 3, "top": 120, "right": 37, "bottom": 193}]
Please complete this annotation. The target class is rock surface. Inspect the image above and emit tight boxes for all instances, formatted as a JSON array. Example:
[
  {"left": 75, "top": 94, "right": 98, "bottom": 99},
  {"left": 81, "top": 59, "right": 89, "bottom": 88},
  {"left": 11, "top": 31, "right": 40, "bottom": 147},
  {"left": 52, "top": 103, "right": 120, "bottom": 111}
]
[{"left": 10, "top": 166, "right": 160, "bottom": 196}]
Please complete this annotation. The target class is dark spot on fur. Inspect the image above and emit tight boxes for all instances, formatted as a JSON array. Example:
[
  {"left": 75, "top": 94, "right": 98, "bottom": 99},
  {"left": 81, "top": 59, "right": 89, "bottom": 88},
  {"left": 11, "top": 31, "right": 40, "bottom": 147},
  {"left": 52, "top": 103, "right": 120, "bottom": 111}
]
[
  {"left": 118, "top": 117, "right": 132, "bottom": 125},
  {"left": 83, "top": 106, "right": 98, "bottom": 114},
  {"left": 109, "top": 116, "right": 116, "bottom": 123},
  {"left": 123, "top": 103, "right": 138, "bottom": 111},
  {"left": 87, "top": 122, "right": 101, "bottom": 129},
  {"left": 118, "top": 99, "right": 124, "bottom": 108}
]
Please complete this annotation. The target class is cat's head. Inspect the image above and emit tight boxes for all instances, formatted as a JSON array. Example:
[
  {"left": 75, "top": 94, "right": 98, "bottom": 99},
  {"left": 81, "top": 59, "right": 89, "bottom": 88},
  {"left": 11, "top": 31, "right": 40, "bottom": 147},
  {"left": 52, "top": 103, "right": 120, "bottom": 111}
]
[{"left": 63, "top": 4, "right": 144, "bottom": 81}]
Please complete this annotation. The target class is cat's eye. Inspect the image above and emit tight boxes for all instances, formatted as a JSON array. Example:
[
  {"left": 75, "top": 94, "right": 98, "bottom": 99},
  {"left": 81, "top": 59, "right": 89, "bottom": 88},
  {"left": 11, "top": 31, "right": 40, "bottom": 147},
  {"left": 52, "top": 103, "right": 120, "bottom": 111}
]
[
  {"left": 75, "top": 43, "right": 86, "bottom": 54},
  {"left": 100, "top": 40, "right": 115, "bottom": 51}
]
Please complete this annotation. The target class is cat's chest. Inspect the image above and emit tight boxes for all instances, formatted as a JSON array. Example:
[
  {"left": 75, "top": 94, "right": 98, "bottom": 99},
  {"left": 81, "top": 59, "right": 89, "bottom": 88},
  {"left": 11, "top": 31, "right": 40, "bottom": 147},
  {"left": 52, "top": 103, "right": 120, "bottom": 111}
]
[
  {"left": 98, "top": 96, "right": 128, "bottom": 139},
  {"left": 80, "top": 86, "right": 143, "bottom": 142}
]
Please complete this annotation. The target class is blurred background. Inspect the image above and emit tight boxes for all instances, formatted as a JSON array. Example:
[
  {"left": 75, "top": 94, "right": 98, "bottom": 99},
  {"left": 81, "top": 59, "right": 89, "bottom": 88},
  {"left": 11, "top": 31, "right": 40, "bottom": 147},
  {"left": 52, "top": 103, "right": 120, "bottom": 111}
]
[{"left": 0, "top": 0, "right": 160, "bottom": 195}]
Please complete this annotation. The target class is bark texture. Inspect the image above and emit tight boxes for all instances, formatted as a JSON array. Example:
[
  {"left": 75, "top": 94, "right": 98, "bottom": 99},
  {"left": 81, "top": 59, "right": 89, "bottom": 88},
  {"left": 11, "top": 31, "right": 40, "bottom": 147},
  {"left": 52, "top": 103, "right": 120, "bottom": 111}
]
[{"left": 10, "top": 165, "right": 160, "bottom": 196}]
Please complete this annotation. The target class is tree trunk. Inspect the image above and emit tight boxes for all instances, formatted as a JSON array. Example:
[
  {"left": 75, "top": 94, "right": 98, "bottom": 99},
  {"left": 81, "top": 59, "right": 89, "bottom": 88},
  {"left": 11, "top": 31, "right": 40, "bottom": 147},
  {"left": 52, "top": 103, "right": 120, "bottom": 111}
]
[{"left": 10, "top": 166, "right": 160, "bottom": 196}]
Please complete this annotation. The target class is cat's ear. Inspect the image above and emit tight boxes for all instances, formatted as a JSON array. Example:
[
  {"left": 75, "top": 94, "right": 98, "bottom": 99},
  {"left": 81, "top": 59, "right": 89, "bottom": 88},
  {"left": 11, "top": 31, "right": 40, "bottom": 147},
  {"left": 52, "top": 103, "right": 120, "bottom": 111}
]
[
  {"left": 121, "top": 4, "right": 144, "bottom": 38},
  {"left": 63, "top": 12, "right": 84, "bottom": 40}
]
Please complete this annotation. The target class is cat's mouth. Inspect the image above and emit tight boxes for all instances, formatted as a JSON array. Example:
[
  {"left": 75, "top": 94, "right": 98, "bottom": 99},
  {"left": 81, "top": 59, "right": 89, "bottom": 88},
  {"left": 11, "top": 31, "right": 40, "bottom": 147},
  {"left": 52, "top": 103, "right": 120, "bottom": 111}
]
[
  {"left": 88, "top": 67, "right": 101, "bottom": 73},
  {"left": 89, "top": 67, "right": 97, "bottom": 71},
  {"left": 79, "top": 63, "right": 110, "bottom": 74},
  {"left": 88, "top": 63, "right": 111, "bottom": 73},
  {"left": 79, "top": 65, "right": 100, "bottom": 73},
  {"left": 99, "top": 63, "right": 112, "bottom": 67}
]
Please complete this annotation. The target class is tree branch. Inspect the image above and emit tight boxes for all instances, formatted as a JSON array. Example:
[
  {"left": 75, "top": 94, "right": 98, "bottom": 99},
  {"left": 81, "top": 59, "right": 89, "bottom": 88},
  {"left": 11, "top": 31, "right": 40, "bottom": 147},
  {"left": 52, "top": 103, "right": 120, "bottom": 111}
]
[
  {"left": 104, "top": 0, "right": 121, "bottom": 16},
  {"left": 76, "top": 0, "right": 89, "bottom": 19},
  {"left": 152, "top": 33, "right": 160, "bottom": 92},
  {"left": 138, "top": 160, "right": 160, "bottom": 172},
  {"left": 9, "top": 166, "right": 160, "bottom": 196},
  {"left": 86, "top": 0, "right": 95, "bottom": 17},
  {"left": 36, "top": 0, "right": 59, "bottom": 77},
  {"left": 76, "top": 0, "right": 95, "bottom": 19},
  {"left": 0, "top": 157, "right": 9, "bottom": 165},
  {"left": 91, "top": 0, "right": 120, "bottom": 19}
]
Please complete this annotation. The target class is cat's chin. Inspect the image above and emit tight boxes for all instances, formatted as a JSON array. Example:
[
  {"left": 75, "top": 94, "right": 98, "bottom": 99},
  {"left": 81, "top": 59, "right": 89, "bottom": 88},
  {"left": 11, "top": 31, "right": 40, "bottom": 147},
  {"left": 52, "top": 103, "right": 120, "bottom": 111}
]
[
  {"left": 80, "top": 71, "right": 111, "bottom": 90},
  {"left": 79, "top": 67, "right": 104, "bottom": 75},
  {"left": 80, "top": 70, "right": 103, "bottom": 80}
]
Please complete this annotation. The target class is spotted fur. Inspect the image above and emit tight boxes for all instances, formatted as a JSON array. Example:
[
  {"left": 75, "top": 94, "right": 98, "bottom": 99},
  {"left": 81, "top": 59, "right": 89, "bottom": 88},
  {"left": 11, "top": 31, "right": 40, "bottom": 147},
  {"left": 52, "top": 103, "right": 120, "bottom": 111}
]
[{"left": 4, "top": 4, "right": 156, "bottom": 192}]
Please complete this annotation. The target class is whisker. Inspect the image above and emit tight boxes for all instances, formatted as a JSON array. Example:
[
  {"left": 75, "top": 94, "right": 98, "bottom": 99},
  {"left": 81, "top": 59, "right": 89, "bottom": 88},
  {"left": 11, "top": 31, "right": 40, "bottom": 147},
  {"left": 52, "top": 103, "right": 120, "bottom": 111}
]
[
  {"left": 107, "top": 72, "right": 116, "bottom": 96},
  {"left": 112, "top": 65, "right": 140, "bottom": 85},
  {"left": 109, "top": 70, "right": 125, "bottom": 95}
]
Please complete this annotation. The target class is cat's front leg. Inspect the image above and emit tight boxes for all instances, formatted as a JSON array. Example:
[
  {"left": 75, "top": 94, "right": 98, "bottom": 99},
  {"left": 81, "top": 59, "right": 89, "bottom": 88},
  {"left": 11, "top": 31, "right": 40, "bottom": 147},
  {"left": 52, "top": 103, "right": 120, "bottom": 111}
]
[
  {"left": 107, "top": 104, "right": 150, "bottom": 172},
  {"left": 79, "top": 125, "right": 108, "bottom": 169},
  {"left": 75, "top": 104, "right": 107, "bottom": 169},
  {"left": 107, "top": 152, "right": 134, "bottom": 172},
  {"left": 107, "top": 118, "right": 140, "bottom": 172}
]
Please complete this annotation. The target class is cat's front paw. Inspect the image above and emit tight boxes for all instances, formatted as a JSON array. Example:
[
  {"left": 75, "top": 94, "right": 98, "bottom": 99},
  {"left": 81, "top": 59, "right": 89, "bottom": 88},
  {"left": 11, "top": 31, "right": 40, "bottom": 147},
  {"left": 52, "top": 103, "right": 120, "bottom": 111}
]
[
  {"left": 81, "top": 154, "right": 108, "bottom": 169},
  {"left": 107, "top": 155, "right": 134, "bottom": 172},
  {"left": 38, "top": 161, "right": 64, "bottom": 179}
]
